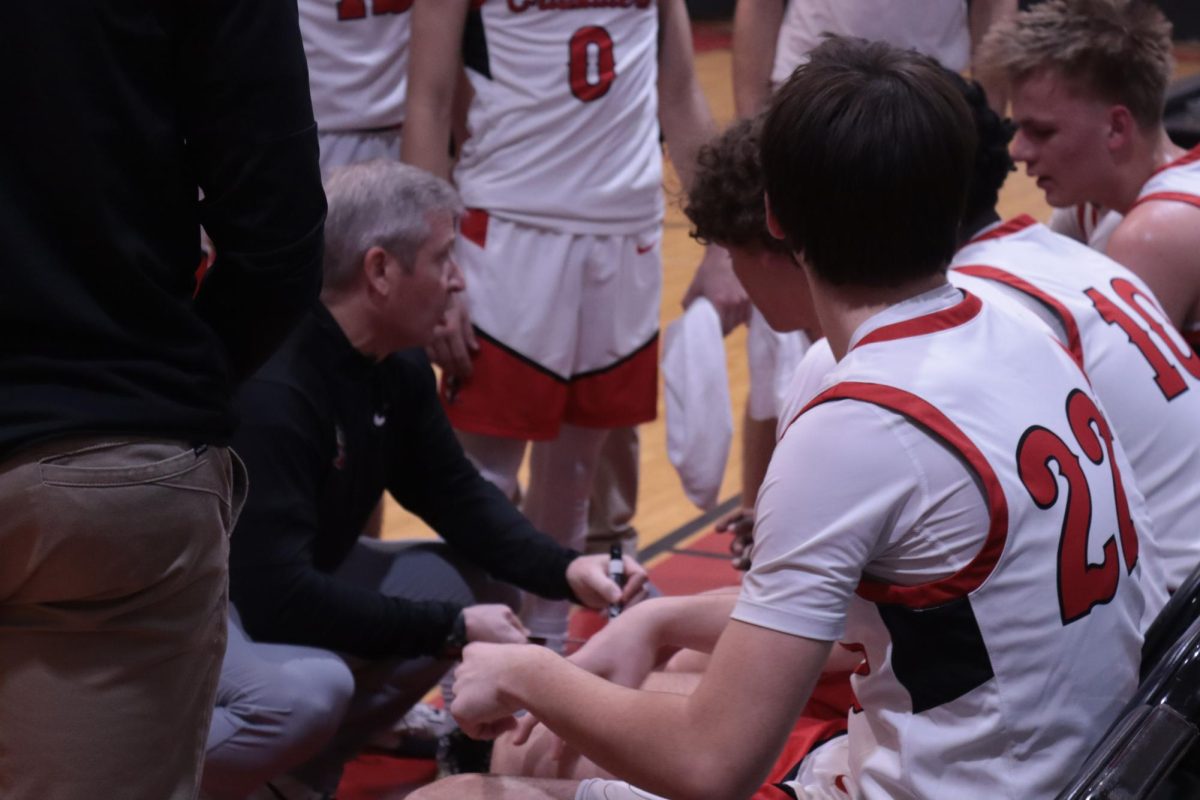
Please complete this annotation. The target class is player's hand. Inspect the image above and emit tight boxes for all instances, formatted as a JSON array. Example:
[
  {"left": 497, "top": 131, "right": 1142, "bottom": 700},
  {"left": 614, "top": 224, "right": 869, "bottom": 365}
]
[
  {"left": 451, "top": 642, "right": 543, "bottom": 739},
  {"left": 565, "top": 553, "right": 648, "bottom": 610},
  {"left": 715, "top": 506, "right": 755, "bottom": 570},
  {"left": 463, "top": 604, "right": 530, "bottom": 644},
  {"left": 566, "top": 600, "right": 661, "bottom": 689},
  {"left": 681, "top": 244, "right": 750, "bottom": 335},
  {"left": 426, "top": 292, "right": 479, "bottom": 381}
]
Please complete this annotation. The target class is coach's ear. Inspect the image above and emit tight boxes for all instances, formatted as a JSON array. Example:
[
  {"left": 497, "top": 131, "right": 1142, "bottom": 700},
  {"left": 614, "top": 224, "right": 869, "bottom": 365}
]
[{"left": 362, "top": 246, "right": 393, "bottom": 299}]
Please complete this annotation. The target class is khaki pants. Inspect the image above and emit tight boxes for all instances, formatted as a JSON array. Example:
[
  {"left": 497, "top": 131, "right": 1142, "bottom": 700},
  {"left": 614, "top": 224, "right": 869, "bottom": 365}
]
[{"left": 0, "top": 437, "right": 245, "bottom": 800}]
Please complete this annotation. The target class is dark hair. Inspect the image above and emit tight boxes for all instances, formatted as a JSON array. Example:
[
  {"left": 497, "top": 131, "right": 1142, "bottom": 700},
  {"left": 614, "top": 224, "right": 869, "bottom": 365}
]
[
  {"left": 684, "top": 117, "right": 789, "bottom": 254},
  {"left": 977, "top": 0, "right": 1172, "bottom": 130},
  {"left": 760, "top": 36, "right": 977, "bottom": 288},
  {"left": 944, "top": 71, "right": 1017, "bottom": 224}
]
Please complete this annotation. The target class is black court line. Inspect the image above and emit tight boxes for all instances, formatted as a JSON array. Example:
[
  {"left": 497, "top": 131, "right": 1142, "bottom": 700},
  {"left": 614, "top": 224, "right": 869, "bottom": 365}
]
[
  {"left": 668, "top": 548, "right": 731, "bottom": 561},
  {"left": 638, "top": 494, "right": 741, "bottom": 562}
]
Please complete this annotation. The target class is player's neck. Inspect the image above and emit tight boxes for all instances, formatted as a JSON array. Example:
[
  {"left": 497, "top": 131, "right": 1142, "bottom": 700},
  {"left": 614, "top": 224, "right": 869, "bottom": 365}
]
[
  {"left": 811, "top": 270, "right": 951, "bottom": 361},
  {"left": 959, "top": 209, "right": 1002, "bottom": 247},
  {"left": 1110, "top": 127, "right": 1186, "bottom": 214}
]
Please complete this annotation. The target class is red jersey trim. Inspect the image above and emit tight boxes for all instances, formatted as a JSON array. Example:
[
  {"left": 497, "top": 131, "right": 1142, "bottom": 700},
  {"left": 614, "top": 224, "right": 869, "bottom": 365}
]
[
  {"left": 460, "top": 208, "right": 489, "bottom": 248},
  {"left": 954, "top": 264, "right": 1085, "bottom": 370},
  {"left": 1148, "top": 143, "right": 1200, "bottom": 178},
  {"left": 853, "top": 291, "right": 982, "bottom": 350},
  {"left": 793, "top": 381, "right": 1010, "bottom": 608},
  {"left": 1132, "top": 191, "right": 1200, "bottom": 211},
  {"left": 965, "top": 214, "right": 1037, "bottom": 245}
]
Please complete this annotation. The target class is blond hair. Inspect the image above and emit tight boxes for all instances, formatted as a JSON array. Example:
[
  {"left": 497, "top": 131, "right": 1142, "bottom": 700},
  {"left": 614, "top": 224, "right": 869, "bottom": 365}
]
[{"left": 978, "top": 0, "right": 1173, "bottom": 128}]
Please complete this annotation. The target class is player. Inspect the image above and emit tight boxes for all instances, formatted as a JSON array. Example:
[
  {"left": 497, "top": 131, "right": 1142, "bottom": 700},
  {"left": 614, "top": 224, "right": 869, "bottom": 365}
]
[
  {"left": 403, "top": 0, "right": 747, "bottom": 641},
  {"left": 720, "top": 0, "right": 1016, "bottom": 545},
  {"left": 732, "top": 0, "right": 1015, "bottom": 119},
  {"left": 298, "top": 0, "right": 412, "bottom": 175},
  {"left": 420, "top": 37, "right": 1148, "bottom": 800},
  {"left": 979, "top": 0, "right": 1200, "bottom": 350}
]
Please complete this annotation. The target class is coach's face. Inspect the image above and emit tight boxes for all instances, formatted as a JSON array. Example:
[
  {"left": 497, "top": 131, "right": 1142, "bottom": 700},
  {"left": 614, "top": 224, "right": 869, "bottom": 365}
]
[
  {"left": 389, "top": 211, "right": 464, "bottom": 348},
  {"left": 1010, "top": 68, "right": 1118, "bottom": 209}
]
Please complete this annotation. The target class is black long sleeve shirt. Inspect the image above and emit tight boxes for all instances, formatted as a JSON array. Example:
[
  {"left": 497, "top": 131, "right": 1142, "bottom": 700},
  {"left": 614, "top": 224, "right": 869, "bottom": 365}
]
[
  {"left": 0, "top": 0, "right": 325, "bottom": 457},
  {"left": 229, "top": 305, "right": 580, "bottom": 659}
]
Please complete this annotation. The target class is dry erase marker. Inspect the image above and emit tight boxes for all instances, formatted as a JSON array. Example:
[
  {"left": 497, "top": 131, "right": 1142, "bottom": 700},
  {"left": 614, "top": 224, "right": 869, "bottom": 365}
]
[{"left": 608, "top": 543, "right": 626, "bottom": 619}]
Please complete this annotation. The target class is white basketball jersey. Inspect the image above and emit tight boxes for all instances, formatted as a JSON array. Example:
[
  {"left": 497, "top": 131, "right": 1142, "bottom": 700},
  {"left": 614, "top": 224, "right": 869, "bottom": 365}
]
[
  {"left": 799, "top": 292, "right": 1145, "bottom": 798},
  {"left": 453, "top": 0, "right": 663, "bottom": 233},
  {"left": 298, "top": 0, "right": 411, "bottom": 132},
  {"left": 953, "top": 216, "right": 1200, "bottom": 593},
  {"left": 1135, "top": 145, "right": 1200, "bottom": 211},
  {"left": 1049, "top": 203, "right": 1122, "bottom": 252},
  {"left": 770, "top": 0, "right": 969, "bottom": 88}
]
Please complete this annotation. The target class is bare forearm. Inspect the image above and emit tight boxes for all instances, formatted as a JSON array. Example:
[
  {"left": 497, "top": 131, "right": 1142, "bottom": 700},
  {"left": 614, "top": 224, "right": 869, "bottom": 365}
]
[
  {"left": 500, "top": 649, "right": 754, "bottom": 800},
  {"left": 731, "top": 0, "right": 784, "bottom": 118},
  {"left": 641, "top": 593, "right": 737, "bottom": 654},
  {"left": 401, "top": 0, "right": 466, "bottom": 178},
  {"left": 969, "top": 0, "right": 1017, "bottom": 113},
  {"left": 657, "top": 0, "right": 717, "bottom": 193}
]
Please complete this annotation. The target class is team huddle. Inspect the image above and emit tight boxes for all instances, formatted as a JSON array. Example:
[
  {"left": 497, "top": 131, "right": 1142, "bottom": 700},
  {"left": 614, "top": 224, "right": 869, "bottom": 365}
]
[{"left": 4, "top": 0, "right": 1200, "bottom": 799}]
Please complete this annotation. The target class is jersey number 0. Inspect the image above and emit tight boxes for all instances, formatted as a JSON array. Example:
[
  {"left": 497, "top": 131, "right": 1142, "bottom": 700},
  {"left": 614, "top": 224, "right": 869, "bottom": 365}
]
[{"left": 569, "top": 27, "right": 615, "bottom": 102}]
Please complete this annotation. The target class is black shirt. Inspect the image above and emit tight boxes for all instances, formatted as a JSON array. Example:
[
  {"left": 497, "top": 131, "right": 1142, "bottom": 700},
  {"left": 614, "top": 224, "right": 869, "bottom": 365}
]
[
  {"left": 0, "top": 1, "right": 325, "bottom": 457},
  {"left": 229, "top": 305, "right": 579, "bottom": 659}
]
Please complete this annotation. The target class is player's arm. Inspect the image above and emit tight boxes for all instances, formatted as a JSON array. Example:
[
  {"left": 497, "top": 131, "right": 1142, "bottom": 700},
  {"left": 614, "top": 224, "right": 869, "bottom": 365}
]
[
  {"left": 402, "top": 0, "right": 469, "bottom": 179},
  {"left": 658, "top": 0, "right": 750, "bottom": 332},
  {"left": 968, "top": 0, "right": 1017, "bottom": 114},
  {"left": 731, "top": 0, "right": 785, "bottom": 118},
  {"left": 453, "top": 623, "right": 830, "bottom": 800},
  {"left": 1106, "top": 202, "right": 1200, "bottom": 330}
]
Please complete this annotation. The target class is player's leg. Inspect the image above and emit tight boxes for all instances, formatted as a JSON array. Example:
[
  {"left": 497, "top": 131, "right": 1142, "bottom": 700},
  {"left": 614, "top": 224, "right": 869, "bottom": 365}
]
[
  {"left": 408, "top": 774, "right": 582, "bottom": 800},
  {"left": 521, "top": 423, "right": 609, "bottom": 640},
  {"left": 585, "top": 427, "right": 641, "bottom": 556}
]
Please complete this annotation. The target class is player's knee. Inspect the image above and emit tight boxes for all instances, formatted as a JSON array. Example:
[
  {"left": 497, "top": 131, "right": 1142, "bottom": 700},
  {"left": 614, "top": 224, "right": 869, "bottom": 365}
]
[{"left": 407, "top": 772, "right": 491, "bottom": 798}]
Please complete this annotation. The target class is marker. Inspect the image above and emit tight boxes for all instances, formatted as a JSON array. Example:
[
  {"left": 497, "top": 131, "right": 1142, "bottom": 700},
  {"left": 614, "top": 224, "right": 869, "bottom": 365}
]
[{"left": 608, "top": 543, "right": 626, "bottom": 619}]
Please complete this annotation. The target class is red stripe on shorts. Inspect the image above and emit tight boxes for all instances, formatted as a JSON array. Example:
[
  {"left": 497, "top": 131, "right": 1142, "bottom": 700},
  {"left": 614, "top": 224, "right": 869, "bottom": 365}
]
[
  {"left": 442, "top": 332, "right": 567, "bottom": 441},
  {"left": 564, "top": 333, "right": 659, "bottom": 429}
]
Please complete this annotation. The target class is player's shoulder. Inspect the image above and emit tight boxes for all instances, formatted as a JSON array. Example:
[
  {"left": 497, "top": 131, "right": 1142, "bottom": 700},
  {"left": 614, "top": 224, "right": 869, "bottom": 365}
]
[{"left": 1111, "top": 199, "right": 1200, "bottom": 263}]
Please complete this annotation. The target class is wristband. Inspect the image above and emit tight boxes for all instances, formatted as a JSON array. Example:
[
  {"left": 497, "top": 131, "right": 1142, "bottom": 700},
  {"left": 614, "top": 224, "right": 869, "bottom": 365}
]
[{"left": 440, "top": 609, "right": 468, "bottom": 659}]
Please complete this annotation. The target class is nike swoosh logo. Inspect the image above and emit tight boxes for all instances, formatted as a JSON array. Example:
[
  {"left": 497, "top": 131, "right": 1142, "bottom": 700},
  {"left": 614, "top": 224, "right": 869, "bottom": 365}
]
[{"left": 636, "top": 243, "right": 655, "bottom": 255}]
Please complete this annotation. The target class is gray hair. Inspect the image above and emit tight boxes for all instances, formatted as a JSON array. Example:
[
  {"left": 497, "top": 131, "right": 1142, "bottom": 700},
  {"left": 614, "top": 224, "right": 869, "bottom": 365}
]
[{"left": 322, "top": 160, "right": 463, "bottom": 292}]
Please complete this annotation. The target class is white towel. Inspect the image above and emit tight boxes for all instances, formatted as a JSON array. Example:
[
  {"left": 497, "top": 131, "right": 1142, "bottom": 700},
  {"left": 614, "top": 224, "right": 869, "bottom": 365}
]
[{"left": 662, "top": 298, "right": 733, "bottom": 511}]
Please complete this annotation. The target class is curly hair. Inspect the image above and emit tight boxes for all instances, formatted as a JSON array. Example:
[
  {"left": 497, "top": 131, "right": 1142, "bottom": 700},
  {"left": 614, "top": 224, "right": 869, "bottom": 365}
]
[
  {"left": 943, "top": 70, "right": 1017, "bottom": 222},
  {"left": 684, "top": 117, "right": 789, "bottom": 254},
  {"left": 977, "top": 0, "right": 1173, "bottom": 129}
]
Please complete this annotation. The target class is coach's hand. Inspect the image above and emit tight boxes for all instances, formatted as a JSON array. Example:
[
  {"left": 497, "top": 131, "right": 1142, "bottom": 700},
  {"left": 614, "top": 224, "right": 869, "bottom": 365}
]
[
  {"left": 566, "top": 553, "right": 648, "bottom": 610},
  {"left": 463, "top": 603, "right": 530, "bottom": 644},
  {"left": 427, "top": 292, "right": 479, "bottom": 381},
  {"left": 682, "top": 243, "right": 750, "bottom": 335}
]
